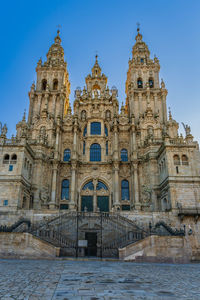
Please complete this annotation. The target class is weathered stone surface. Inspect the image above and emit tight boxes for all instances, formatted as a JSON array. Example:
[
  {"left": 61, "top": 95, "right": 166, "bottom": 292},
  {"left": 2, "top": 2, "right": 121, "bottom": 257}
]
[
  {"left": 119, "top": 235, "right": 192, "bottom": 262},
  {"left": 0, "top": 260, "right": 200, "bottom": 299},
  {"left": 0, "top": 233, "right": 60, "bottom": 258},
  {"left": 0, "top": 28, "right": 200, "bottom": 260}
]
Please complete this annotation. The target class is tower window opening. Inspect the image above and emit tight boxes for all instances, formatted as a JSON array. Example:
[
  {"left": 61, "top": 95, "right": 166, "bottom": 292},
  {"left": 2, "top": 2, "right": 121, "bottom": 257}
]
[
  {"left": 9, "top": 165, "right": 13, "bottom": 172},
  {"left": 182, "top": 155, "right": 189, "bottom": 165},
  {"left": 42, "top": 79, "right": 47, "bottom": 91},
  {"left": 53, "top": 79, "right": 58, "bottom": 90},
  {"left": 173, "top": 155, "right": 180, "bottom": 166},
  {"left": 137, "top": 78, "right": 143, "bottom": 88},
  {"left": 140, "top": 58, "right": 144, "bottom": 63},
  {"left": 149, "top": 78, "right": 154, "bottom": 88},
  {"left": 176, "top": 166, "right": 179, "bottom": 174},
  {"left": 3, "top": 154, "right": 10, "bottom": 164},
  {"left": 3, "top": 200, "right": 8, "bottom": 206},
  {"left": 11, "top": 154, "right": 17, "bottom": 164}
]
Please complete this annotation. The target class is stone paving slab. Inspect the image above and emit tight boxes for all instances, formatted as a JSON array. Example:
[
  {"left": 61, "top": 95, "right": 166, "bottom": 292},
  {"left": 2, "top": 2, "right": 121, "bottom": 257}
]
[{"left": 0, "top": 259, "right": 200, "bottom": 299}]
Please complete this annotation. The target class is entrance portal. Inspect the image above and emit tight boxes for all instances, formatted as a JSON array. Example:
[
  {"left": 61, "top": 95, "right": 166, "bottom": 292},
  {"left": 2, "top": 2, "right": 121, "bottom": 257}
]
[
  {"left": 81, "top": 180, "right": 109, "bottom": 212},
  {"left": 85, "top": 232, "right": 97, "bottom": 256},
  {"left": 97, "top": 196, "right": 109, "bottom": 212}
]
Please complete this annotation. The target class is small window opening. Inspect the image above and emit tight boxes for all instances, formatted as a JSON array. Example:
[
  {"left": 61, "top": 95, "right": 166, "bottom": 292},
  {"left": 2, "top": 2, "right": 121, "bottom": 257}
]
[
  {"left": 137, "top": 78, "right": 143, "bottom": 88},
  {"left": 53, "top": 79, "right": 58, "bottom": 90},
  {"left": 3, "top": 154, "right": 10, "bottom": 164},
  {"left": 3, "top": 200, "right": 8, "bottom": 206},
  {"left": 9, "top": 165, "right": 13, "bottom": 172},
  {"left": 149, "top": 78, "right": 154, "bottom": 88},
  {"left": 42, "top": 79, "right": 47, "bottom": 91}
]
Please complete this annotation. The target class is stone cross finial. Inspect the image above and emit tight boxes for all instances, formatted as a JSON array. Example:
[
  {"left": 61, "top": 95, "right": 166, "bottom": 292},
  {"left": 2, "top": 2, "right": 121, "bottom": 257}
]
[
  {"left": 136, "top": 22, "right": 140, "bottom": 32},
  {"left": 168, "top": 107, "right": 172, "bottom": 120}
]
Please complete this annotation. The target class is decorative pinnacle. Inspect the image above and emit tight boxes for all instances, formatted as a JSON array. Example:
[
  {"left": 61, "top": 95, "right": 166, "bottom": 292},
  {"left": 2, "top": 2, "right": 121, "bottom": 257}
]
[
  {"left": 136, "top": 22, "right": 140, "bottom": 32},
  {"left": 23, "top": 109, "right": 26, "bottom": 121},
  {"left": 168, "top": 107, "right": 172, "bottom": 120}
]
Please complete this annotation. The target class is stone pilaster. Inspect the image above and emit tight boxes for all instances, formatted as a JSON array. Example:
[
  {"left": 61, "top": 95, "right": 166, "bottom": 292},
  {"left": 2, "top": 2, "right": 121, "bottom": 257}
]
[
  {"left": 70, "top": 162, "right": 77, "bottom": 210},
  {"left": 49, "top": 162, "right": 58, "bottom": 209},
  {"left": 133, "top": 163, "right": 140, "bottom": 210}
]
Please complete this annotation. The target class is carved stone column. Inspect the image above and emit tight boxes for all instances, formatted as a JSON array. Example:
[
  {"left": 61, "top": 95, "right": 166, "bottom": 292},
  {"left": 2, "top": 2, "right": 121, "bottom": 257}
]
[
  {"left": 49, "top": 162, "right": 58, "bottom": 209},
  {"left": 37, "top": 95, "right": 42, "bottom": 116},
  {"left": 113, "top": 162, "right": 120, "bottom": 209},
  {"left": 133, "top": 163, "right": 140, "bottom": 210},
  {"left": 70, "top": 162, "right": 77, "bottom": 210},
  {"left": 93, "top": 179, "right": 98, "bottom": 212}
]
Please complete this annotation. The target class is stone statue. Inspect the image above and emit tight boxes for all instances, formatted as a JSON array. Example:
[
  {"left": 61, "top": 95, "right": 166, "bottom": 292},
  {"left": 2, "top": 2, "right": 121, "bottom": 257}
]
[
  {"left": 39, "top": 186, "right": 50, "bottom": 204},
  {"left": 182, "top": 122, "right": 191, "bottom": 136},
  {"left": 1, "top": 124, "right": 8, "bottom": 137},
  {"left": 142, "top": 185, "right": 152, "bottom": 203}
]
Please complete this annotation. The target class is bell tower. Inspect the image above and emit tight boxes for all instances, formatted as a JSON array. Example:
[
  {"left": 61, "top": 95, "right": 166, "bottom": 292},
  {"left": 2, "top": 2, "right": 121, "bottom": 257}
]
[
  {"left": 125, "top": 27, "right": 168, "bottom": 125},
  {"left": 28, "top": 30, "right": 70, "bottom": 125}
]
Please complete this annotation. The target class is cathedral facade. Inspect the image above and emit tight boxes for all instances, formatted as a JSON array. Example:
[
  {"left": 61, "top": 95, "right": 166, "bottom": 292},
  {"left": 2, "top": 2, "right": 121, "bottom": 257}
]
[{"left": 0, "top": 29, "right": 200, "bottom": 216}]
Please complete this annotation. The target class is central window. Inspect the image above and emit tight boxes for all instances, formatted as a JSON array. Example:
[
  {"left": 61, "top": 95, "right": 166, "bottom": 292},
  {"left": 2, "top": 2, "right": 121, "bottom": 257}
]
[
  {"left": 91, "top": 122, "right": 101, "bottom": 135},
  {"left": 90, "top": 143, "right": 101, "bottom": 162}
]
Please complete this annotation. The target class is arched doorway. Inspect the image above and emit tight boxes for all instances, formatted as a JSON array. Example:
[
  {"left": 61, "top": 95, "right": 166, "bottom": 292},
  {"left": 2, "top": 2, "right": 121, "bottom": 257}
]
[{"left": 81, "top": 179, "right": 109, "bottom": 212}]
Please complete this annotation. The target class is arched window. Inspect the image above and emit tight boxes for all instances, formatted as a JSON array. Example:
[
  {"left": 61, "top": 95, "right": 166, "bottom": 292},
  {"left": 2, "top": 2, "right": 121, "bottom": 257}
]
[
  {"left": 61, "top": 179, "right": 69, "bottom": 200},
  {"left": 63, "top": 149, "right": 71, "bottom": 162},
  {"left": 90, "top": 143, "right": 101, "bottom": 161},
  {"left": 173, "top": 155, "right": 180, "bottom": 165},
  {"left": 106, "top": 141, "right": 108, "bottom": 156},
  {"left": 53, "top": 79, "right": 58, "bottom": 90},
  {"left": 149, "top": 78, "right": 154, "bottom": 88},
  {"left": 83, "top": 126, "right": 87, "bottom": 137},
  {"left": 96, "top": 181, "right": 108, "bottom": 190},
  {"left": 11, "top": 154, "right": 17, "bottom": 164},
  {"left": 3, "top": 154, "right": 9, "bottom": 164},
  {"left": 121, "top": 180, "right": 130, "bottom": 200},
  {"left": 137, "top": 78, "right": 143, "bottom": 88},
  {"left": 91, "top": 122, "right": 101, "bottom": 135},
  {"left": 82, "top": 180, "right": 94, "bottom": 190},
  {"left": 42, "top": 79, "right": 47, "bottom": 91},
  {"left": 105, "top": 125, "right": 108, "bottom": 137},
  {"left": 182, "top": 155, "right": 189, "bottom": 165},
  {"left": 121, "top": 149, "right": 128, "bottom": 162},
  {"left": 83, "top": 141, "right": 86, "bottom": 155}
]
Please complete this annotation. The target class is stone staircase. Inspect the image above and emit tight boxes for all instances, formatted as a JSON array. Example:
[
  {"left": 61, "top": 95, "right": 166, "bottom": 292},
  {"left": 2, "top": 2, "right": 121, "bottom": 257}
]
[
  {"left": 0, "top": 212, "right": 185, "bottom": 258},
  {"left": 27, "top": 212, "right": 148, "bottom": 257}
]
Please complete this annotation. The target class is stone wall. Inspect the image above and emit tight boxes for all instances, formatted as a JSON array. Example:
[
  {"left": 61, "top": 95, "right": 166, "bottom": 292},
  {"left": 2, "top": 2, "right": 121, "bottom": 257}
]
[
  {"left": 119, "top": 235, "right": 192, "bottom": 263},
  {"left": 0, "top": 233, "right": 60, "bottom": 259}
]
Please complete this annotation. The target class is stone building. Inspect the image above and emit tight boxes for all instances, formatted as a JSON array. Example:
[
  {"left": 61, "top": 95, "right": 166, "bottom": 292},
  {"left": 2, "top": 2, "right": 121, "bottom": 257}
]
[{"left": 0, "top": 28, "right": 200, "bottom": 217}]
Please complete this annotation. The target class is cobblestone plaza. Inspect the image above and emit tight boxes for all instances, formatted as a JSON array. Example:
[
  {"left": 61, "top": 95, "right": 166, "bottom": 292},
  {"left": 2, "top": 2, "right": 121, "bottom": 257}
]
[{"left": 0, "top": 259, "right": 200, "bottom": 299}]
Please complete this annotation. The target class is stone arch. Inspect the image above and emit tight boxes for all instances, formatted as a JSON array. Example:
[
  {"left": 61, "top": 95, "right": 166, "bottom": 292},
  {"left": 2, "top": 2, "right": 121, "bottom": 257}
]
[{"left": 79, "top": 176, "right": 111, "bottom": 212}]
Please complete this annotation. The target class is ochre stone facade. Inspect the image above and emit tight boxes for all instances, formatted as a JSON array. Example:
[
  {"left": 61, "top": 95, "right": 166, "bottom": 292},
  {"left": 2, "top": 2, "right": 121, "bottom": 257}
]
[{"left": 0, "top": 28, "right": 200, "bottom": 220}]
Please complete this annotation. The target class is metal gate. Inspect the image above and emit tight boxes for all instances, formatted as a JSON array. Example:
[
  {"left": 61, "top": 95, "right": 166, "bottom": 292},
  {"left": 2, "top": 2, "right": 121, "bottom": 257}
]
[{"left": 30, "top": 212, "right": 146, "bottom": 258}]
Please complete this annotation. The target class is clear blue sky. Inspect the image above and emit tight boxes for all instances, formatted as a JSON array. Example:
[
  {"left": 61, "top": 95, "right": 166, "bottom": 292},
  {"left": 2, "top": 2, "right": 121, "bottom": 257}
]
[{"left": 0, "top": 0, "right": 200, "bottom": 142}]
